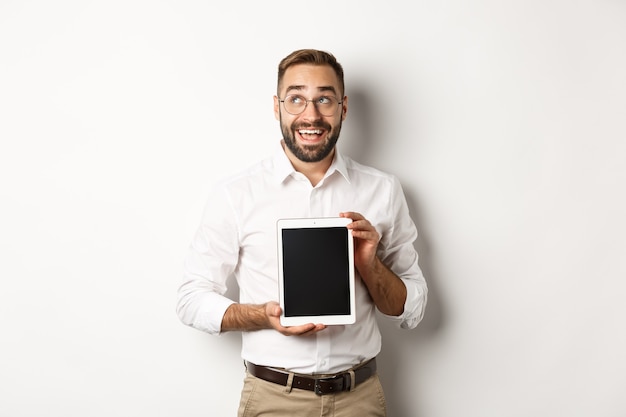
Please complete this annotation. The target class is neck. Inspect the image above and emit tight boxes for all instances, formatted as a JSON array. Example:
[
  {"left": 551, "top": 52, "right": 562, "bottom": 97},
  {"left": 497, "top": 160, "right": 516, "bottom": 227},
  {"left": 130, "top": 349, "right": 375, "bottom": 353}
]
[{"left": 281, "top": 141, "right": 335, "bottom": 187}]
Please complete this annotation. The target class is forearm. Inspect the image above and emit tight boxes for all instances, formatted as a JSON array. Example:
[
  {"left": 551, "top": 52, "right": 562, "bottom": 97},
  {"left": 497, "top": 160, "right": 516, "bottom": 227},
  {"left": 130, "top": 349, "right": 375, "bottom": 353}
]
[
  {"left": 359, "top": 256, "right": 407, "bottom": 317},
  {"left": 220, "top": 303, "right": 271, "bottom": 332}
]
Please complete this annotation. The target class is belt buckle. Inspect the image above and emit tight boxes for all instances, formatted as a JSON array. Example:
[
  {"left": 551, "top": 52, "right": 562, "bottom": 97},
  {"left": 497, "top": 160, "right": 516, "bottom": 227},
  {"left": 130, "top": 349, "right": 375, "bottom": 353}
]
[{"left": 314, "top": 375, "right": 344, "bottom": 396}]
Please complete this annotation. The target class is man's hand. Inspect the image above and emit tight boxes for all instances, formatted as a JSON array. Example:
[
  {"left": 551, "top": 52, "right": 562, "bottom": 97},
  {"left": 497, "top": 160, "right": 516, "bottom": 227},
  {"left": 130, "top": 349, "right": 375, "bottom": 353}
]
[
  {"left": 221, "top": 301, "right": 326, "bottom": 335},
  {"left": 265, "top": 301, "right": 327, "bottom": 336},
  {"left": 339, "top": 211, "right": 407, "bottom": 316},
  {"left": 340, "top": 211, "right": 380, "bottom": 273}
]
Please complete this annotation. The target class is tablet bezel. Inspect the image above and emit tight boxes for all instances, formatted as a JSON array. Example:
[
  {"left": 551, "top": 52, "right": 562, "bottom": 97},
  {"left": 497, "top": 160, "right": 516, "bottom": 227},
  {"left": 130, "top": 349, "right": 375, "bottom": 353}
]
[{"left": 277, "top": 217, "right": 356, "bottom": 326}]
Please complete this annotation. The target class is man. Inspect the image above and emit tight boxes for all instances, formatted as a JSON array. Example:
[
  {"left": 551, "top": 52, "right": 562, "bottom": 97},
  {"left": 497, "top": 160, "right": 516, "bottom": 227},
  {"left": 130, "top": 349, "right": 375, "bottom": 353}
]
[{"left": 177, "top": 49, "right": 427, "bottom": 417}]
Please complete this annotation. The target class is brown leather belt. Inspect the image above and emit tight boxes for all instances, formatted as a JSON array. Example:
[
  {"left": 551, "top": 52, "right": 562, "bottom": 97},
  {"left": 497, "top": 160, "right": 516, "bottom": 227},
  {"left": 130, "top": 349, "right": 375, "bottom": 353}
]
[{"left": 245, "top": 358, "right": 376, "bottom": 396}]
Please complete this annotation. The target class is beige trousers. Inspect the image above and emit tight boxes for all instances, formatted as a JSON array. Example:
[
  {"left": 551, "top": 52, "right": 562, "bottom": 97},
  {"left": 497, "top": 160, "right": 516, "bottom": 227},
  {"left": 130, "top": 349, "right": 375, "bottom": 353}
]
[{"left": 237, "top": 371, "right": 387, "bottom": 417}]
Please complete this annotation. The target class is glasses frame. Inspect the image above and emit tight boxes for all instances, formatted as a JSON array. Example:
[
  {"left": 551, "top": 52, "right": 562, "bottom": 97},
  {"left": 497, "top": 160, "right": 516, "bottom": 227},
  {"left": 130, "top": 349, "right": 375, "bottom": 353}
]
[{"left": 278, "top": 94, "right": 344, "bottom": 117}]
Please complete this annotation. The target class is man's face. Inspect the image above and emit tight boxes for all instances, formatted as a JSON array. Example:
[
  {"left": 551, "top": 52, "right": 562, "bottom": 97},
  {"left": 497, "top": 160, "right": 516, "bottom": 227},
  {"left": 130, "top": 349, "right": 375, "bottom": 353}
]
[{"left": 274, "top": 64, "right": 347, "bottom": 163}]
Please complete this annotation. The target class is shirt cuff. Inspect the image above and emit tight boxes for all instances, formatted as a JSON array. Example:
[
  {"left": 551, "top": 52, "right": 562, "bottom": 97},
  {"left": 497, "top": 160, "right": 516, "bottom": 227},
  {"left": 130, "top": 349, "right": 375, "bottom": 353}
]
[
  {"left": 380, "top": 277, "right": 426, "bottom": 330},
  {"left": 193, "top": 293, "right": 237, "bottom": 335}
]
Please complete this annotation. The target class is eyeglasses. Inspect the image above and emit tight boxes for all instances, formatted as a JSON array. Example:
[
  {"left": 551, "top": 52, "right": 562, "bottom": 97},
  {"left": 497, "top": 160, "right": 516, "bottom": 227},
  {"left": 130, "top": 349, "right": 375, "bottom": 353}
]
[{"left": 279, "top": 94, "right": 343, "bottom": 116}]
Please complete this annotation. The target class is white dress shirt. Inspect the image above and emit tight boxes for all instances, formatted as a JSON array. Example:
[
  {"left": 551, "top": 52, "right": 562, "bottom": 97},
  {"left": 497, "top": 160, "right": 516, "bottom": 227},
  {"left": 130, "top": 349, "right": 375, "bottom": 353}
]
[{"left": 177, "top": 142, "right": 427, "bottom": 374}]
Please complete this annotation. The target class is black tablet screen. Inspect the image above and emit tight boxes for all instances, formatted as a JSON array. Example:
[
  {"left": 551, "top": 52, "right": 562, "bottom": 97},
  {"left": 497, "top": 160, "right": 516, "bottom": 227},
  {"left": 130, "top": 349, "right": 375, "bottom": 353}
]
[{"left": 281, "top": 227, "right": 351, "bottom": 317}]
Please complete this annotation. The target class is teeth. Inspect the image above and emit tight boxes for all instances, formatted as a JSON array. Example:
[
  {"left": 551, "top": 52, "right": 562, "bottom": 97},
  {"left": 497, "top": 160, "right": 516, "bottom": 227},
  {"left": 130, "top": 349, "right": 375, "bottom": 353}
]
[{"left": 299, "top": 129, "right": 322, "bottom": 134}]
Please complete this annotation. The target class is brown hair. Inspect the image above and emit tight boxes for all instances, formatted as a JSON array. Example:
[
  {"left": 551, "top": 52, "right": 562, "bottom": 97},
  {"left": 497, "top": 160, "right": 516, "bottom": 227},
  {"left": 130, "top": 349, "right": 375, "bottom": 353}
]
[{"left": 277, "top": 49, "right": 345, "bottom": 96}]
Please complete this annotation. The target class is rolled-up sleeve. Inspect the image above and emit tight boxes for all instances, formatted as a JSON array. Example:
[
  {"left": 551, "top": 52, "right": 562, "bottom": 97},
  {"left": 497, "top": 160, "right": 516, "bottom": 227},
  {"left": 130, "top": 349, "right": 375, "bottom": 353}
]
[
  {"left": 378, "top": 176, "right": 428, "bottom": 329},
  {"left": 176, "top": 185, "right": 239, "bottom": 335}
]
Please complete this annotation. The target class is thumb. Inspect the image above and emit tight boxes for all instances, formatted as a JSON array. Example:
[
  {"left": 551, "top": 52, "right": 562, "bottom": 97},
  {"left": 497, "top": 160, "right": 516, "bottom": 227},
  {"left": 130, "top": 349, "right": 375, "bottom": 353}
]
[{"left": 266, "top": 302, "right": 282, "bottom": 317}]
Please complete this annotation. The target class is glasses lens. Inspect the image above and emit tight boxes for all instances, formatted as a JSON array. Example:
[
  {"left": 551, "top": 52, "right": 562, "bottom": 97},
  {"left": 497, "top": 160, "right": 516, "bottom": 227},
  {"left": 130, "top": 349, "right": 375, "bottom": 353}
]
[
  {"left": 315, "top": 96, "right": 339, "bottom": 116},
  {"left": 283, "top": 95, "right": 305, "bottom": 115},
  {"left": 283, "top": 95, "right": 339, "bottom": 116}
]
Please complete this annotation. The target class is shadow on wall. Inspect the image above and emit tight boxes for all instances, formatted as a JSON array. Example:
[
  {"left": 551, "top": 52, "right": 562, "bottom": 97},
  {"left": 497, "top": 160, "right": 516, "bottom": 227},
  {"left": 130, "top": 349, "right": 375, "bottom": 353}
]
[
  {"left": 339, "top": 87, "right": 377, "bottom": 167},
  {"left": 341, "top": 85, "right": 445, "bottom": 417},
  {"left": 379, "top": 189, "right": 445, "bottom": 417}
]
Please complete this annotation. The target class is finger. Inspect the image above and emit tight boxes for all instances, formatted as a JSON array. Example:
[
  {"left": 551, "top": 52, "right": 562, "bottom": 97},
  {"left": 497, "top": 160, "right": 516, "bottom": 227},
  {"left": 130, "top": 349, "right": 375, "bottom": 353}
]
[
  {"left": 265, "top": 301, "right": 284, "bottom": 319},
  {"left": 339, "top": 211, "right": 364, "bottom": 221},
  {"left": 350, "top": 228, "right": 378, "bottom": 239},
  {"left": 283, "top": 323, "right": 324, "bottom": 336},
  {"left": 347, "top": 219, "right": 374, "bottom": 230},
  {"left": 347, "top": 222, "right": 378, "bottom": 239},
  {"left": 296, "top": 324, "right": 327, "bottom": 336}
]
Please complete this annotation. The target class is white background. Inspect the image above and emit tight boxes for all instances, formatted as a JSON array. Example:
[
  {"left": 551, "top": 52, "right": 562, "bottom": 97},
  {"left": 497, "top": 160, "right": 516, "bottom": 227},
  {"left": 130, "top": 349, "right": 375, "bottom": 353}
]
[{"left": 1, "top": 1, "right": 625, "bottom": 416}]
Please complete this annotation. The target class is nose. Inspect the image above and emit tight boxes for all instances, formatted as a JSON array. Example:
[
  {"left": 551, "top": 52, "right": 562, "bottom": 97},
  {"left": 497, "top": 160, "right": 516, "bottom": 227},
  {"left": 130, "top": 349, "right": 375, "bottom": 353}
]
[{"left": 301, "top": 100, "right": 323, "bottom": 119}]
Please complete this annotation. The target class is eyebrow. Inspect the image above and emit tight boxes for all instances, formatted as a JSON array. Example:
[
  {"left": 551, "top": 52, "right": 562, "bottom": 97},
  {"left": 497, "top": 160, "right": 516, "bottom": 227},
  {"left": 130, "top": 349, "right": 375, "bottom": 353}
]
[{"left": 285, "top": 85, "right": 338, "bottom": 96}]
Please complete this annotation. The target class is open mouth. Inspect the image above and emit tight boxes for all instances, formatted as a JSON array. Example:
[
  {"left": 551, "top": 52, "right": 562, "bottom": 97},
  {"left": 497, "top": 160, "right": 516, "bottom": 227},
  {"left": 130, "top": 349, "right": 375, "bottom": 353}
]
[
  {"left": 299, "top": 129, "right": 323, "bottom": 135},
  {"left": 297, "top": 128, "right": 325, "bottom": 142}
]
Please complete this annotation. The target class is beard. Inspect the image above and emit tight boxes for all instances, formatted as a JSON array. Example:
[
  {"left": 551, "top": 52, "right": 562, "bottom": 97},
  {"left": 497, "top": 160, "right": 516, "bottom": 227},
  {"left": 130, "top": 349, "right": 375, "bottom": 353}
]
[{"left": 280, "top": 116, "right": 342, "bottom": 163}]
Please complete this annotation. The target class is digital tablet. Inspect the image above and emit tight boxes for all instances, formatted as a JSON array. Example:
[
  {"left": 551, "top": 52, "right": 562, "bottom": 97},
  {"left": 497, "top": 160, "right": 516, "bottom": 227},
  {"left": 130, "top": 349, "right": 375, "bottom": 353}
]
[{"left": 277, "top": 217, "right": 356, "bottom": 326}]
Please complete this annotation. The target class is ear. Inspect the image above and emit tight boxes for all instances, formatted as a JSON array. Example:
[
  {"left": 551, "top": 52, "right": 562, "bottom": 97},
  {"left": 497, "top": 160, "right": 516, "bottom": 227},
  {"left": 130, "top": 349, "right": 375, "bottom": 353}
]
[
  {"left": 341, "top": 95, "right": 348, "bottom": 121},
  {"left": 273, "top": 96, "right": 280, "bottom": 120}
]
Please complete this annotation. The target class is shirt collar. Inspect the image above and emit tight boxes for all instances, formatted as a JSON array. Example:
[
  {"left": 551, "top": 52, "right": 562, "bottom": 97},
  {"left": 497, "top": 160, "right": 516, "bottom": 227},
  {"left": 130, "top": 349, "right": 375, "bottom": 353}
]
[{"left": 272, "top": 140, "right": 351, "bottom": 185}]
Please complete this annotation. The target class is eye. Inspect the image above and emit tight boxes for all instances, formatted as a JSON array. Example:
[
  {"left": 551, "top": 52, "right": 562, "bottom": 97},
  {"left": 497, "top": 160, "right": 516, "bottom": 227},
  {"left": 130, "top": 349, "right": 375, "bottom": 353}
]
[
  {"left": 287, "top": 95, "right": 304, "bottom": 104},
  {"left": 317, "top": 96, "right": 332, "bottom": 105}
]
